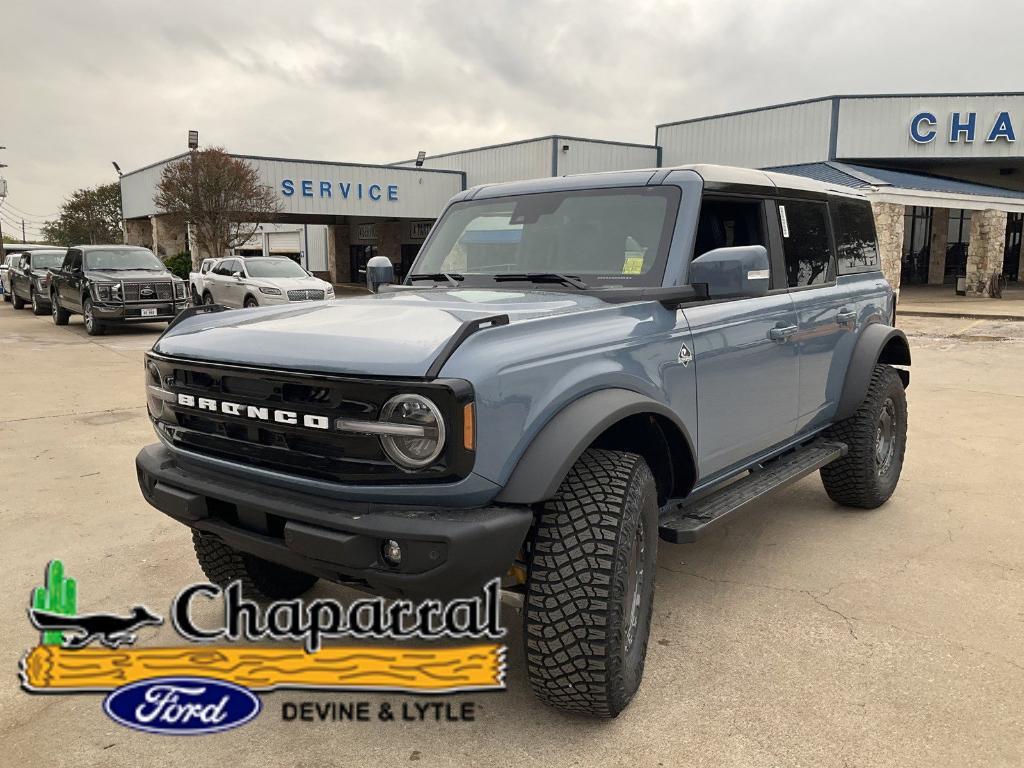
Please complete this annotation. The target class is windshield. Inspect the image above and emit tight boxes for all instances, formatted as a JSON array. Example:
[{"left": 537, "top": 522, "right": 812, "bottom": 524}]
[
  {"left": 84, "top": 248, "right": 164, "bottom": 271},
  {"left": 31, "top": 252, "right": 65, "bottom": 270},
  {"left": 410, "top": 187, "right": 679, "bottom": 287},
  {"left": 244, "top": 259, "right": 308, "bottom": 278}
]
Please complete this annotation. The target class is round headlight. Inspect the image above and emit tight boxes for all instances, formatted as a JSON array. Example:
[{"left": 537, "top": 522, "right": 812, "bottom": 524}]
[{"left": 379, "top": 394, "right": 446, "bottom": 469}]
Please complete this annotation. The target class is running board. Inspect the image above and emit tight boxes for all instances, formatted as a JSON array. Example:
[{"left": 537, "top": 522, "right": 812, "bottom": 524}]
[{"left": 658, "top": 439, "right": 848, "bottom": 543}]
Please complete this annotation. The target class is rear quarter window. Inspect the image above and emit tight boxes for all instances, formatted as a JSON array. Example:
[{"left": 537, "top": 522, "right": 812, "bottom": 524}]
[{"left": 831, "top": 199, "right": 880, "bottom": 274}]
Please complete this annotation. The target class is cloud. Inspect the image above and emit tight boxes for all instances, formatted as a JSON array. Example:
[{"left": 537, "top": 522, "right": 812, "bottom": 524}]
[{"left": 2, "top": 0, "right": 1022, "bottom": 220}]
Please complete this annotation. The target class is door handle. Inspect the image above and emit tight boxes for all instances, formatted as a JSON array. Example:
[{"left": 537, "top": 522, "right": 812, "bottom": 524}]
[
  {"left": 768, "top": 324, "right": 798, "bottom": 342},
  {"left": 836, "top": 309, "right": 857, "bottom": 326}
]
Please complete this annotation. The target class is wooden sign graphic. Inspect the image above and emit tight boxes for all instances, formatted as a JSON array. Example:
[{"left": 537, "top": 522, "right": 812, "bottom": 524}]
[{"left": 22, "top": 643, "right": 505, "bottom": 693}]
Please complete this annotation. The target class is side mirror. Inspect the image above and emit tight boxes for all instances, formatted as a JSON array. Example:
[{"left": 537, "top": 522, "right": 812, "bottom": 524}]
[
  {"left": 365, "top": 255, "right": 394, "bottom": 293},
  {"left": 688, "top": 245, "right": 770, "bottom": 299},
  {"left": 231, "top": 270, "right": 243, "bottom": 278}
]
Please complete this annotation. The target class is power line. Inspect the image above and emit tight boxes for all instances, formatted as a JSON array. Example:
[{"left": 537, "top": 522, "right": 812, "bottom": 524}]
[{"left": 0, "top": 200, "right": 59, "bottom": 220}]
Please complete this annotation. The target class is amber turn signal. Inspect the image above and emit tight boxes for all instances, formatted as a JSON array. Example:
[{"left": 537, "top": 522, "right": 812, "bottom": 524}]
[{"left": 463, "top": 402, "right": 475, "bottom": 451}]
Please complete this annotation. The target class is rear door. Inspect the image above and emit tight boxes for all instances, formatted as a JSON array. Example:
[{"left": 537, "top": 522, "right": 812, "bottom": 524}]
[
  {"left": 774, "top": 197, "right": 846, "bottom": 433},
  {"left": 683, "top": 194, "right": 800, "bottom": 481},
  {"left": 207, "top": 259, "right": 235, "bottom": 305}
]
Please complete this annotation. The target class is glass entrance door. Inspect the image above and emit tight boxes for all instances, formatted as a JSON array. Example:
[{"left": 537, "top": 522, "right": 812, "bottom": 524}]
[
  {"left": 349, "top": 244, "right": 378, "bottom": 284},
  {"left": 1004, "top": 212, "right": 1022, "bottom": 282},
  {"left": 901, "top": 206, "right": 932, "bottom": 285},
  {"left": 944, "top": 209, "right": 972, "bottom": 284}
]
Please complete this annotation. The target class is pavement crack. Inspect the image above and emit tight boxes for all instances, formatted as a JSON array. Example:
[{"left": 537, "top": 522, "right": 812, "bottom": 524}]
[{"left": 0, "top": 405, "right": 145, "bottom": 424}]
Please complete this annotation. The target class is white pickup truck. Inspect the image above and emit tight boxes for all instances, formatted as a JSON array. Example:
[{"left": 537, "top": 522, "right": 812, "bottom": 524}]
[{"left": 188, "top": 258, "right": 220, "bottom": 303}]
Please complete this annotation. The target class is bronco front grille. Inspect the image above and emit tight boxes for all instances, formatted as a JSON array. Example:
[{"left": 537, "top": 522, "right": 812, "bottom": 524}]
[
  {"left": 125, "top": 281, "right": 173, "bottom": 301},
  {"left": 145, "top": 355, "right": 474, "bottom": 485},
  {"left": 287, "top": 289, "right": 324, "bottom": 301}
]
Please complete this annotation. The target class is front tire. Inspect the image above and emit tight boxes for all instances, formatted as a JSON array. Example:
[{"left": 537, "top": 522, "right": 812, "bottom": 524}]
[
  {"left": 243, "top": 295, "right": 258, "bottom": 308},
  {"left": 192, "top": 531, "right": 318, "bottom": 600},
  {"left": 523, "top": 448, "right": 658, "bottom": 717},
  {"left": 82, "top": 297, "right": 104, "bottom": 335},
  {"left": 202, "top": 291, "right": 215, "bottom": 305},
  {"left": 31, "top": 288, "right": 46, "bottom": 315},
  {"left": 820, "top": 364, "right": 907, "bottom": 508},
  {"left": 51, "top": 292, "right": 70, "bottom": 325}
]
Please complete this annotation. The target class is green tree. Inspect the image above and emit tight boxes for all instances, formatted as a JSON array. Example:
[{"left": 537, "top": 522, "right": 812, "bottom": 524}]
[
  {"left": 154, "top": 148, "right": 280, "bottom": 269},
  {"left": 40, "top": 182, "right": 122, "bottom": 246}
]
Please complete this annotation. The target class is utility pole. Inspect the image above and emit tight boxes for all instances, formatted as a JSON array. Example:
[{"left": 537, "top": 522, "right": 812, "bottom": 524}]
[{"left": 22, "top": 219, "right": 26, "bottom": 243}]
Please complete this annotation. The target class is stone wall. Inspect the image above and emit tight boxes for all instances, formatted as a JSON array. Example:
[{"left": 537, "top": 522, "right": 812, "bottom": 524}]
[
  {"left": 327, "top": 224, "right": 351, "bottom": 283},
  {"left": 965, "top": 208, "right": 1007, "bottom": 297},
  {"left": 151, "top": 215, "right": 188, "bottom": 261},
  {"left": 927, "top": 208, "right": 949, "bottom": 285},
  {"left": 871, "top": 201, "right": 905, "bottom": 296},
  {"left": 124, "top": 219, "right": 152, "bottom": 249}
]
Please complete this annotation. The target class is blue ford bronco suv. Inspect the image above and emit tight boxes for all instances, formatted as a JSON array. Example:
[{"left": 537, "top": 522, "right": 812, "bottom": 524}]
[{"left": 136, "top": 164, "right": 910, "bottom": 717}]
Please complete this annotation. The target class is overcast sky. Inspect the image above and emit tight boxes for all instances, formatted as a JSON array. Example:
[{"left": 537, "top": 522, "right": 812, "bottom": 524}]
[{"left": 2, "top": 0, "right": 1022, "bottom": 238}]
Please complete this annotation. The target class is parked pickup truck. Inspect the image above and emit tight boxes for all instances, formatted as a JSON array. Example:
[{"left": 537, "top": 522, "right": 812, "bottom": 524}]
[
  {"left": 189, "top": 257, "right": 219, "bottom": 304},
  {"left": 50, "top": 245, "right": 189, "bottom": 335},
  {"left": 136, "top": 164, "right": 910, "bottom": 718},
  {"left": 7, "top": 248, "right": 65, "bottom": 314}
]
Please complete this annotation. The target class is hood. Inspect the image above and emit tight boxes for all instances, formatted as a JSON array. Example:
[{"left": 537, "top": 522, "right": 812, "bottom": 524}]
[
  {"left": 84, "top": 269, "right": 176, "bottom": 281},
  {"left": 246, "top": 275, "right": 331, "bottom": 290},
  {"left": 154, "top": 288, "right": 611, "bottom": 377}
]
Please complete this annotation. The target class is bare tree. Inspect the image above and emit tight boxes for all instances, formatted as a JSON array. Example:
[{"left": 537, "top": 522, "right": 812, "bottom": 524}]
[{"left": 154, "top": 148, "right": 280, "bottom": 268}]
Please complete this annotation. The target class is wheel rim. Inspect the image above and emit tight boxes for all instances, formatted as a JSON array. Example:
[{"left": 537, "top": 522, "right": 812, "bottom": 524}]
[
  {"left": 204, "top": 294, "right": 213, "bottom": 305},
  {"left": 623, "top": 517, "right": 645, "bottom": 652},
  {"left": 875, "top": 397, "right": 897, "bottom": 476},
  {"left": 84, "top": 302, "right": 94, "bottom": 331},
  {"left": 51, "top": 297, "right": 58, "bottom": 320},
  {"left": 31, "top": 290, "right": 37, "bottom": 310}
]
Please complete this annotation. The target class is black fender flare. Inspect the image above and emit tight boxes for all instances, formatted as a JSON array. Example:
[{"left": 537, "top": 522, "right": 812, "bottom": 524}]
[
  {"left": 835, "top": 323, "right": 911, "bottom": 421},
  {"left": 495, "top": 388, "right": 696, "bottom": 505}
]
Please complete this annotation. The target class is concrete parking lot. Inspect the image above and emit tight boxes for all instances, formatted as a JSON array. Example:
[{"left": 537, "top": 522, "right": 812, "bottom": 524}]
[{"left": 1, "top": 304, "right": 1022, "bottom": 767}]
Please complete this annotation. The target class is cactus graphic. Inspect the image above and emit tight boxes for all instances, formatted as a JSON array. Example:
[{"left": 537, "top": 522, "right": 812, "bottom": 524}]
[{"left": 31, "top": 560, "right": 77, "bottom": 645}]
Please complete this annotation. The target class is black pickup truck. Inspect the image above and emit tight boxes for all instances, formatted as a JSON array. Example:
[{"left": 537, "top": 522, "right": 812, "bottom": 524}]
[
  {"left": 8, "top": 249, "right": 66, "bottom": 314},
  {"left": 49, "top": 245, "right": 189, "bottom": 335}
]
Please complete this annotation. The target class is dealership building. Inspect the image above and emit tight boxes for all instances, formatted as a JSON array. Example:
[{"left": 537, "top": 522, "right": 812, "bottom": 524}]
[{"left": 121, "top": 91, "right": 1024, "bottom": 296}]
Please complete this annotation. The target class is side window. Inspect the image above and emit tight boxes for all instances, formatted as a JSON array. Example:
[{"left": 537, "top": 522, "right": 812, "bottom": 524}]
[
  {"left": 66, "top": 250, "right": 82, "bottom": 271},
  {"left": 831, "top": 200, "right": 880, "bottom": 273},
  {"left": 778, "top": 200, "right": 833, "bottom": 287},
  {"left": 694, "top": 198, "right": 767, "bottom": 256},
  {"left": 214, "top": 260, "right": 233, "bottom": 276}
]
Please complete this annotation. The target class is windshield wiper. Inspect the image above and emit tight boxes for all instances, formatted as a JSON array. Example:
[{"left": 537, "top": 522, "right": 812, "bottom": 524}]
[
  {"left": 491, "top": 272, "right": 589, "bottom": 289},
  {"left": 408, "top": 272, "right": 465, "bottom": 286}
]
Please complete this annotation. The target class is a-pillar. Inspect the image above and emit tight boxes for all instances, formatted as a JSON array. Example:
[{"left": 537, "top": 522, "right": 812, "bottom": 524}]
[
  {"left": 871, "top": 201, "right": 905, "bottom": 297},
  {"left": 965, "top": 208, "right": 1007, "bottom": 296},
  {"left": 927, "top": 208, "right": 949, "bottom": 285}
]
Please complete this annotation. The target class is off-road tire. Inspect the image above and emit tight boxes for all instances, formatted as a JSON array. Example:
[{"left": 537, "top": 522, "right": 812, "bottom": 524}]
[
  {"left": 820, "top": 364, "right": 907, "bottom": 508},
  {"left": 82, "top": 298, "right": 104, "bottom": 335},
  {"left": 12, "top": 291, "right": 25, "bottom": 309},
  {"left": 51, "top": 292, "right": 70, "bottom": 325},
  {"left": 523, "top": 448, "right": 658, "bottom": 718},
  {"left": 192, "top": 530, "right": 318, "bottom": 600},
  {"left": 31, "top": 288, "right": 46, "bottom": 315}
]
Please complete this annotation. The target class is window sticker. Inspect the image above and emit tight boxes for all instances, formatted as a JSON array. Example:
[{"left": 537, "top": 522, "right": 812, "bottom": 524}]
[
  {"left": 779, "top": 205, "right": 790, "bottom": 238},
  {"left": 622, "top": 255, "right": 645, "bottom": 275}
]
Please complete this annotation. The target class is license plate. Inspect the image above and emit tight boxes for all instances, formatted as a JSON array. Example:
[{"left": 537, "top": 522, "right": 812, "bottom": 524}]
[{"left": 141, "top": 307, "right": 158, "bottom": 317}]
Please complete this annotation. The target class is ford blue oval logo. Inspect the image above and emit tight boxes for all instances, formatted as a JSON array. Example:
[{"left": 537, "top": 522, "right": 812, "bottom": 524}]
[{"left": 103, "top": 676, "right": 260, "bottom": 735}]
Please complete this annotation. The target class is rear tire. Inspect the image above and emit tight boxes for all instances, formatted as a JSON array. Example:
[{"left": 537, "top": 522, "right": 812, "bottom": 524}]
[
  {"left": 192, "top": 531, "right": 318, "bottom": 600},
  {"left": 12, "top": 291, "right": 25, "bottom": 309},
  {"left": 51, "top": 292, "right": 70, "bottom": 325},
  {"left": 820, "top": 364, "right": 907, "bottom": 508},
  {"left": 83, "top": 297, "right": 104, "bottom": 335},
  {"left": 2, "top": 291, "right": 10, "bottom": 302},
  {"left": 523, "top": 448, "right": 658, "bottom": 717}
]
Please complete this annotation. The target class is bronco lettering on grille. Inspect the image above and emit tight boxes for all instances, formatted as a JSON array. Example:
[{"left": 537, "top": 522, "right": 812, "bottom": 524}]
[{"left": 176, "top": 393, "right": 330, "bottom": 430}]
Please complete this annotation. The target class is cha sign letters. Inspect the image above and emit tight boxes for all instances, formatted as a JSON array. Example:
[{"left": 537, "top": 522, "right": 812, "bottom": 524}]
[
  {"left": 909, "top": 111, "right": 1017, "bottom": 144},
  {"left": 281, "top": 179, "right": 399, "bottom": 202}
]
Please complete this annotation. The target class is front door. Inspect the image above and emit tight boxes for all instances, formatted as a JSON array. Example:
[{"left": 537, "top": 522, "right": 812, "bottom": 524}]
[
  {"left": 684, "top": 196, "right": 800, "bottom": 481},
  {"left": 1004, "top": 213, "right": 1022, "bottom": 282}
]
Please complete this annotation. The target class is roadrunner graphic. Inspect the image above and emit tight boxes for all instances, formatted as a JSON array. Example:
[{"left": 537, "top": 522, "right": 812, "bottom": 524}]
[{"left": 29, "top": 605, "right": 163, "bottom": 649}]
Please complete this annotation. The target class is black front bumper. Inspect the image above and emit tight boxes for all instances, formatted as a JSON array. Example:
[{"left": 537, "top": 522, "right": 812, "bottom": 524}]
[
  {"left": 136, "top": 444, "right": 533, "bottom": 598},
  {"left": 94, "top": 301, "right": 188, "bottom": 323}
]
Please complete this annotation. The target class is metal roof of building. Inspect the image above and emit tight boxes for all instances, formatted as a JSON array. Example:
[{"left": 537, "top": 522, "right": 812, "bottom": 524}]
[{"left": 767, "top": 161, "right": 1024, "bottom": 200}]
